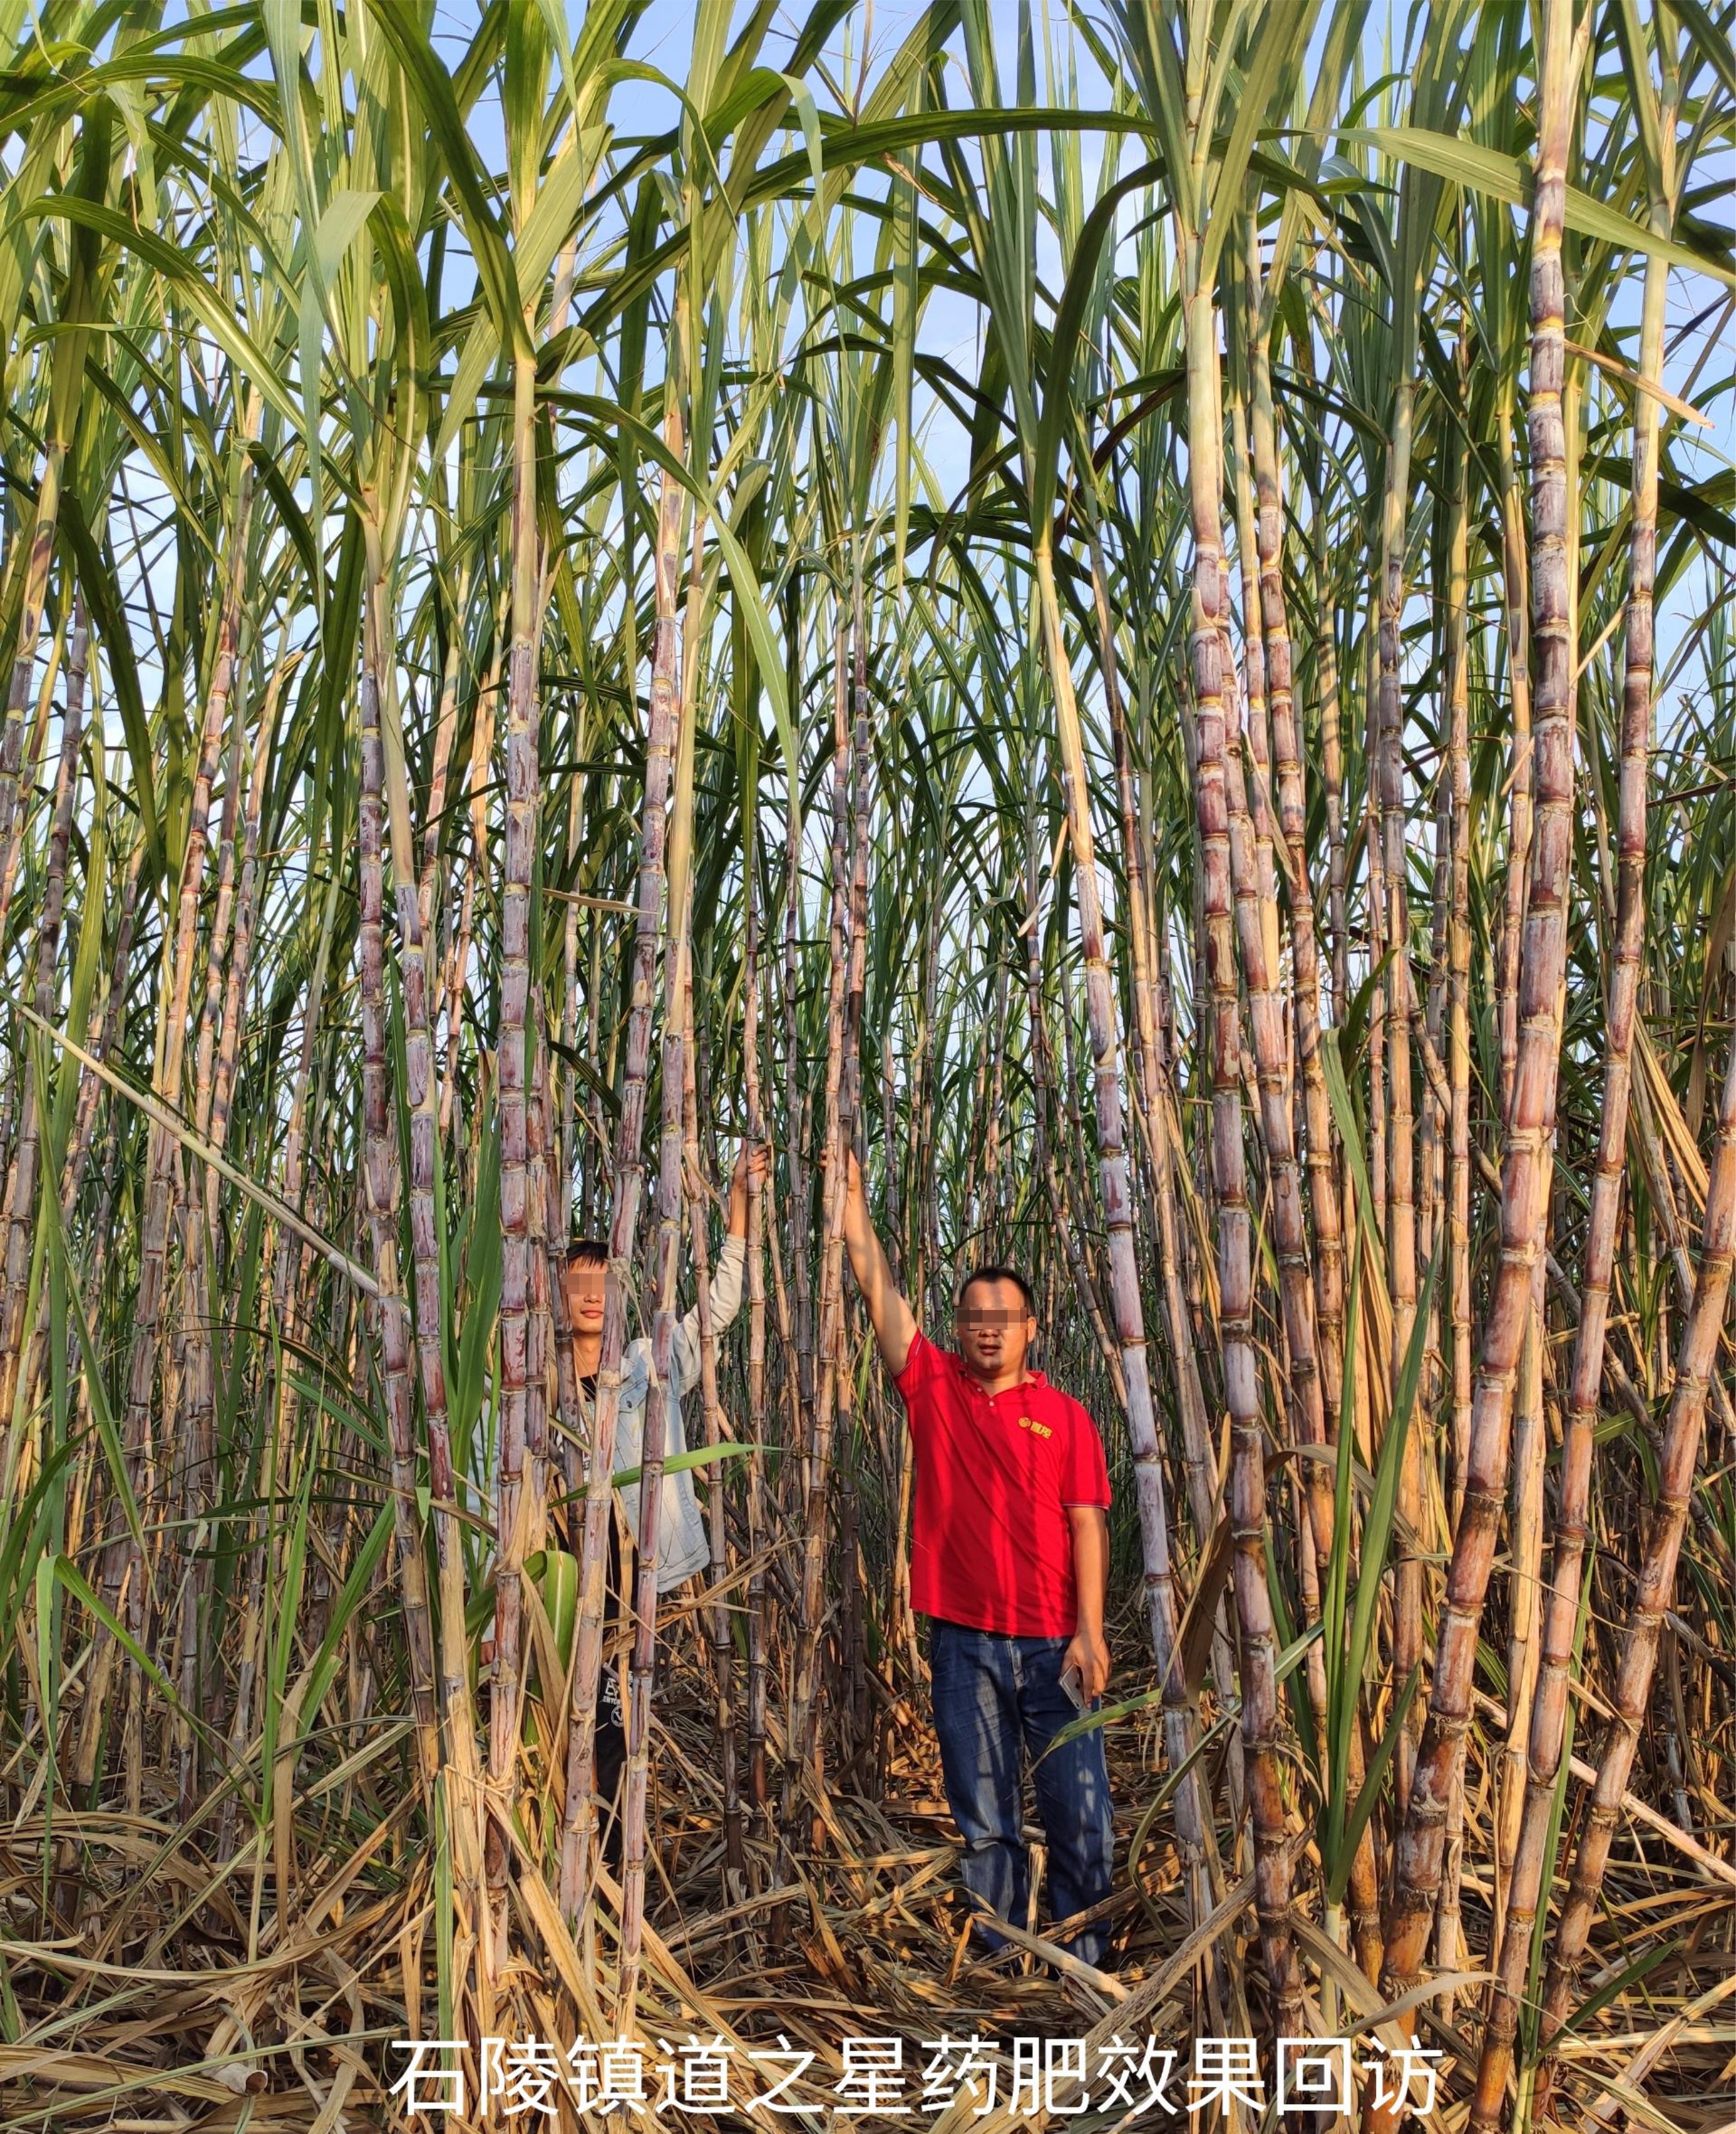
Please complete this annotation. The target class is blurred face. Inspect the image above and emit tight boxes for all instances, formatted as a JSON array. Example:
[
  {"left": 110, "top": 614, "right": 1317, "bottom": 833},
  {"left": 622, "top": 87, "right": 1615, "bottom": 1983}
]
[
  {"left": 561, "top": 1256, "right": 608, "bottom": 1340},
  {"left": 956, "top": 1276, "right": 1036, "bottom": 1383}
]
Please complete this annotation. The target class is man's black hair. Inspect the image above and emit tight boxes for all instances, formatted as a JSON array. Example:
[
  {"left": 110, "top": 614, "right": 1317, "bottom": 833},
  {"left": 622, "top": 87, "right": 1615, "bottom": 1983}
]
[
  {"left": 955, "top": 1264, "right": 1037, "bottom": 1319},
  {"left": 562, "top": 1237, "right": 608, "bottom": 1271}
]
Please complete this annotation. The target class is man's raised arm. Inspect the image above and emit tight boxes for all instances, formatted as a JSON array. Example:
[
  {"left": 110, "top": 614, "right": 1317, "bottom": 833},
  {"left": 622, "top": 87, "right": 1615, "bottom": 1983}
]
[{"left": 837, "top": 1148, "right": 919, "bottom": 1378}]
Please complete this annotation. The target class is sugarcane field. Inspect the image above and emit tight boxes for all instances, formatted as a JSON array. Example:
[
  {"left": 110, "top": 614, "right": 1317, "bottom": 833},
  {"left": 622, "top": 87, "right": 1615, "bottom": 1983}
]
[{"left": 1, "top": 0, "right": 1733, "bottom": 2122}]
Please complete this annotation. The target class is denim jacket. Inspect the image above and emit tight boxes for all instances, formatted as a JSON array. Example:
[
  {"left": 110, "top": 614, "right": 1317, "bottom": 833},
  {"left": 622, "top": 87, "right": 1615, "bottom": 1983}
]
[{"left": 593, "top": 1234, "right": 745, "bottom": 1592}]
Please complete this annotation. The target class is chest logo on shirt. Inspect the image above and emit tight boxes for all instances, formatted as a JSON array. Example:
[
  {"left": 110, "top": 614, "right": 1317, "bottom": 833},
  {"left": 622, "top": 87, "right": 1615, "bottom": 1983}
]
[{"left": 1017, "top": 1413, "right": 1053, "bottom": 1439}]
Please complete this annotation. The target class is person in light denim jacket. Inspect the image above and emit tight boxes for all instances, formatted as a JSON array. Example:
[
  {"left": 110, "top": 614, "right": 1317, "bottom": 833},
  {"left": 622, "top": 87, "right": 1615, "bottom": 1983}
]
[
  {"left": 555, "top": 1140, "right": 767, "bottom": 1590},
  {"left": 546, "top": 1143, "right": 766, "bottom": 1860}
]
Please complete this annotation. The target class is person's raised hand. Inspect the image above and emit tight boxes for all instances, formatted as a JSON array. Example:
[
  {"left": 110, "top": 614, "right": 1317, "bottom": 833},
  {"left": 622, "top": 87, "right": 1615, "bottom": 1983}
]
[
  {"left": 817, "top": 1141, "right": 864, "bottom": 1196},
  {"left": 726, "top": 1138, "right": 773, "bottom": 1234}
]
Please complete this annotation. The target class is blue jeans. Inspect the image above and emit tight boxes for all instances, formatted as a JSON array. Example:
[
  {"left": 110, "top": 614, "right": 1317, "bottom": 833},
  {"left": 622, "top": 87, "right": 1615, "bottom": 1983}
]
[{"left": 928, "top": 1618, "right": 1116, "bottom": 1970}]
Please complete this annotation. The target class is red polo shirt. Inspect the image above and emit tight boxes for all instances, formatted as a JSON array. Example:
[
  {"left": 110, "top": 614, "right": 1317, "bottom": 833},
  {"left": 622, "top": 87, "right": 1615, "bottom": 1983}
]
[{"left": 894, "top": 1329, "right": 1111, "bottom": 1637}]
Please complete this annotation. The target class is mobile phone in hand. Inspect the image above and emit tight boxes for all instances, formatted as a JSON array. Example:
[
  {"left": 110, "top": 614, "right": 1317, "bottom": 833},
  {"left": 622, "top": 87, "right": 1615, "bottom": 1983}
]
[{"left": 1060, "top": 1659, "right": 1086, "bottom": 1710}]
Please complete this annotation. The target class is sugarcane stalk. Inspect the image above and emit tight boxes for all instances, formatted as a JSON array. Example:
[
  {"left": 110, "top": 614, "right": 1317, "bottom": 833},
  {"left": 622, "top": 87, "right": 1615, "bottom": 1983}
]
[
  {"left": 839, "top": 606, "right": 874, "bottom": 1762},
  {"left": 1375, "top": 0, "right": 1580, "bottom": 2024},
  {"left": 1228, "top": 556, "right": 1391, "bottom": 1989},
  {"left": 1362, "top": 628, "right": 1389, "bottom": 1258},
  {"left": 1473, "top": 230, "right": 1670, "bottom": 2130},
  {"left": 1310, "top": 483, "right": 1350, "bottom": 1029},
  {"left": 0, "top": 599, "right": 86, "bottom": 1444},
  {"left": 1434, "top": 361, "right": 1474, "bottom": 2017},
  {"left": 1444, "top": 394, "right": 1474, "bottom": 1529},
  {"left": 1085, "top": 520, "right": 1215, "bottom": 1549},
  {"left": 912, "top": 894, "right": 941, "bottom": 1329},
  {"left": 0, "top": 442, "right": 65, "bottom": 874},
  {"left": 558, "top": 342, "right": 687, "bottom": 1928},
  {"left": 1534, "top": 1027, "right": 1736, "bottom": 2094},
  {"left": 684, "top": 958, "right": 744, "bottom": 1877},
  {"left": 743, "top": 855, "right": 772, "bottom": 1844},
  {"left": 439, "top": 603, "right": 506, "bottom": 1142},
  {"left": 57, "top": 834, "right": 144, "bottom": 1218},
  {"left": 203, "top": 662, "right": 284, "bottom": 1229},
  {"left": 1024, "top": 818, "right": 1128, "bottom": 1407},
  {"left": 357, "top": 539, "right": 440, "bottom": 1793},
  {"left": 617, "top": 861, "right": 691, "bottom": 2023},
  {"left": 784, "top": 729, "right": 815, "bottom": 1472},
  {"left": 1373, "top": 370, "right": 1434, "bottom": 1816},
  {"left": 1227, "top": 403, "right": 1283, "bottom": 1020},
  {"left": 211, "top": 875, "right": 330, "bottom": 1866},
  {"left": 0, "top": 640, "right": 76, "bottom": 1076},
  {"left": 1226, "top": 366, "right": 1334, "bottom": 1602},
  {"left": 418, "top": 562, "right": 472, "bottom": 945},
  {"left": 559, "top": 766, "right": 587, "bottom": 1237},
  {"left": 1169, "top": 255, "right": 1301, "bottom": 2017},
  {"left": 171, "top": 622, "right": 258, "bottom": 1808},
  {"left": 1495, "top": 1244, "right": 1548, "bottom": 1932},
  {"left": 1034, "top": 508, "right": 1222, "bottom": 1948},
  {"left": 1247, "top": 231, "right": 1345, "bottom": 1429},
  {"left": 959, "top": 975, "right": 992, "bottom": 1242},
  {"left": 982, "top": 962, "right": 1009, "bottom": 1248},
  {"left": 17, "top": 821, "right": 145, "bottom": 1504},
  {"left": 77, "top": 412, "right": 260, "bottom": 1784},
  {"left": 1495, "top": 393, "right": 1533, "bottom": 1129},
  {"left": 1422, "top": 738, "right": 1448, "bottom": 1451},
  {"left": 490, "top": 347, "right": 545, "bottom": 1913},
  {"left": 376, "top": 543, "right": 486, "bottom": 1980},
  {"left": 788, "top": 595, "right": 861, "bottom": 1779},
  {"left": 618, "top": 459, "right": 714, "bottom": 1999}
]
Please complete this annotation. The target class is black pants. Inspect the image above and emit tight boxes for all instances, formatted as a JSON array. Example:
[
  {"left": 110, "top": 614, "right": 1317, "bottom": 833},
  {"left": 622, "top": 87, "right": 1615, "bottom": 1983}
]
[
  {"left": 552, "top": 1494, "right": 627, "bottom": 1873},
  {"left": 596, "top": 1649, "right": 626, "bottom": 1872}
]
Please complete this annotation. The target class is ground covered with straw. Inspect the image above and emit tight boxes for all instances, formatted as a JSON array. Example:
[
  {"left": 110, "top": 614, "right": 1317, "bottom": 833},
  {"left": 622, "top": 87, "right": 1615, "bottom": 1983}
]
[{"left": 5, "top": 1605, "right": 1733, "bottom": 2127}]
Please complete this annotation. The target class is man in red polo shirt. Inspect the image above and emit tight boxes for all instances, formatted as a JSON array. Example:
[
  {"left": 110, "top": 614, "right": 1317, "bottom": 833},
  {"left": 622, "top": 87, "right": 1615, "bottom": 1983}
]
[{"left": 836, "top": 1150, "right": 1116, "bottom": 1971}]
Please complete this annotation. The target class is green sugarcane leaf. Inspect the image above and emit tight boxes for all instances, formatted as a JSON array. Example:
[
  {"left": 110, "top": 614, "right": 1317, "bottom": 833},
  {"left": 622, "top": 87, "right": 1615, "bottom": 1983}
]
[
  {"left": 533, "top": 1544, "right": 579, "bottom": 1663},
  {"left": 294, "top": 1500, "right": 396, "bottom": 1730},
  {"left": 18, "top": 198, "right": 301, "bottom": 426},
  {"left": 0, "top": 1437, "right": 82, "bottom": 1645},
  {"left": 1322, "top": 1024, "right": 1389, "bottom": 1276},
  {"left": 1033, "top": 158, "right": 1163, "bottom": 535},
  {"left": 1331, "top": 126, "right": 1736, "bottom": 287},
  {"left": 1664, "top": 0, "right": 1736, "bottom": 98},
  {"left": 606, "top": 1439, "right": 760, "bottom": 1488},
  {"left": 361, "top": 0, "right": 532, "bottom": 361},
  {"left": 1325, "top": 1228, "right": 1364, "bottom": 1868},
  {"left": 1344, "top": 1242, "right": 1440, "bottom": 1729},
  {"left": 1330, "top": 1663, "right": 1421, "bottom": 1905},
  {"left": 53, "top": 1204, "right": 145, "bottom": 1565},
  {"left": 1198, "top": 0, "right": 1325, "bottom": 282},
  {"left": 52, "top": 1555, "right": 194, "bottom": 1726},
  {"left": 1559, "top": 1938, "right": 1682, "bottom": 2039}
]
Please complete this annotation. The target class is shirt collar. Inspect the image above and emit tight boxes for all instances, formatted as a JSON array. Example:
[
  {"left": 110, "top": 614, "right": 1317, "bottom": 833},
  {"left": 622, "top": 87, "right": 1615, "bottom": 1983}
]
[{"left": 947, "top": 1351, "right": 1049, "bottom": 1394}]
